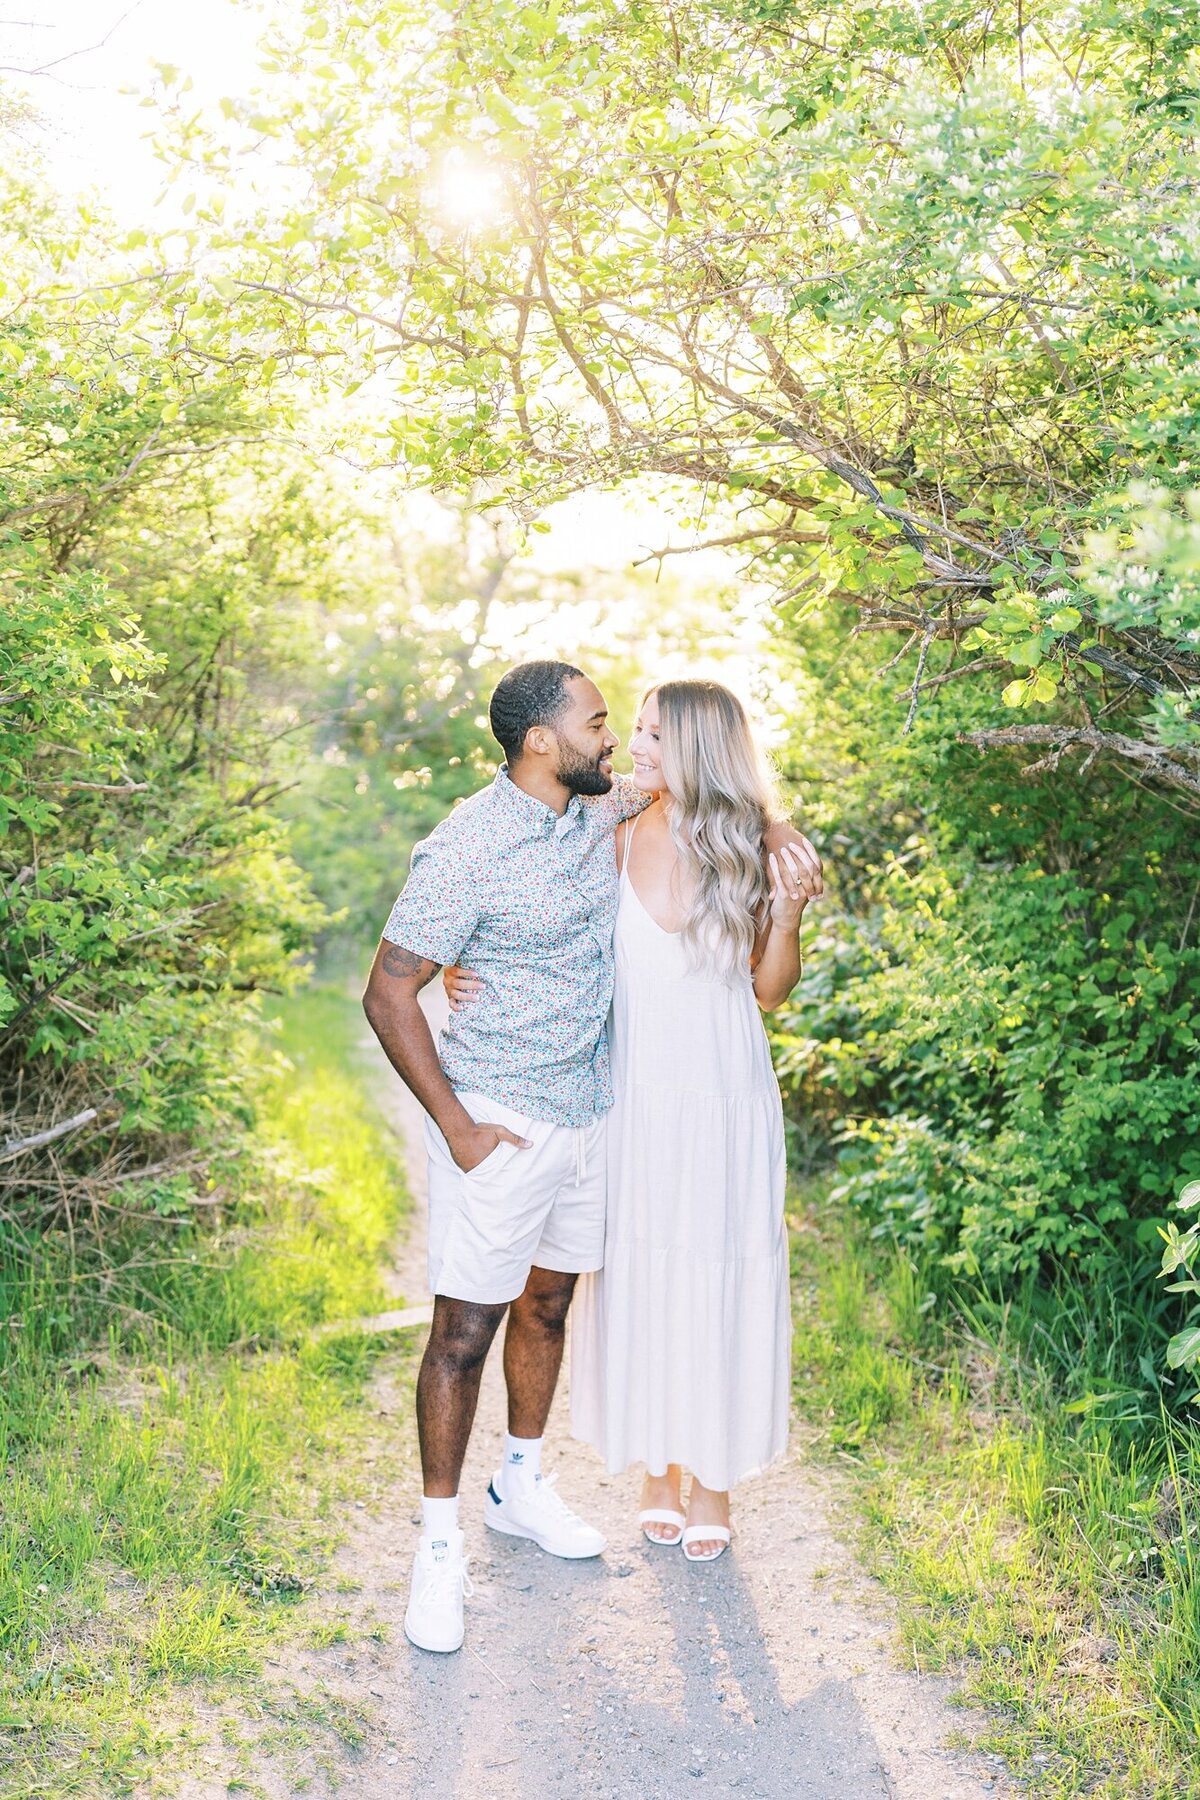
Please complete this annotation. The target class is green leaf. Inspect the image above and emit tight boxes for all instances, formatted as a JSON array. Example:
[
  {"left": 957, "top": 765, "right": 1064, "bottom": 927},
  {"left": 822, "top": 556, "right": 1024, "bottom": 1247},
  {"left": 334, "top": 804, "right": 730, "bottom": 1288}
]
[
  {"left": 1006, "top": 637, "right": 1044, "bottom": 669},
  {"left": 1166, "top": 1326, "right": 1200, "bottom": 1370}
]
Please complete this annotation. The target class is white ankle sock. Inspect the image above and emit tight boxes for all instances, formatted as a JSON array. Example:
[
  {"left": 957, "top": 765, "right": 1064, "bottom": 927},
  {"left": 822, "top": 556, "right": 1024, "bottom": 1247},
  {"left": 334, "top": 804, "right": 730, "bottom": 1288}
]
[
  {"left": 502, "top": 1433, "right": 542, "bottom": 1492},
  {"left": 421, "top": 1494, "right": 459, "bottom": 1546}
]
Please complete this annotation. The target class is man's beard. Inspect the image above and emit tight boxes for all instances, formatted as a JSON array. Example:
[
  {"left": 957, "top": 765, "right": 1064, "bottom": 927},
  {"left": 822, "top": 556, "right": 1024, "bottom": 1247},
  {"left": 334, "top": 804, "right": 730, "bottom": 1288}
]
[{"left": 558, "top": 741, "right": 614, "bottom": 795}]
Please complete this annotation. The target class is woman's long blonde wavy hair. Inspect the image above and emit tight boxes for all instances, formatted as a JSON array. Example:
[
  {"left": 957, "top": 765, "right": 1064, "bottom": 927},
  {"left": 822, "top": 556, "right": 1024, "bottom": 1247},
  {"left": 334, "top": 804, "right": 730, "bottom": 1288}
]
[{"left": 649, "top": 680, "right": 780, "bottom": 977}]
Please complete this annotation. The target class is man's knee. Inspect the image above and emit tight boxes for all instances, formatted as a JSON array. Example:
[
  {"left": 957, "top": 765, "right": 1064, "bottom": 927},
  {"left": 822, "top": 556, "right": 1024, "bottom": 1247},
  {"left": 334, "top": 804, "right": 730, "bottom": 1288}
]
[
  {"left": 514, "top": 1274, "right": 576, "bottom": 1336},
  {"left": 425, "top": 1299, "right": 504, "bottom": 1378}
]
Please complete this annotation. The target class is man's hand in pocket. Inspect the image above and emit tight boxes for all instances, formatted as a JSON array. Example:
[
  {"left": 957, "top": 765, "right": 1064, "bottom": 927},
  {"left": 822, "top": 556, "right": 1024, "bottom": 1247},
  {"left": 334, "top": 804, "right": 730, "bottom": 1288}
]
[{"left": 449, "top": 1120, "right": 531, "bottom": 1174}]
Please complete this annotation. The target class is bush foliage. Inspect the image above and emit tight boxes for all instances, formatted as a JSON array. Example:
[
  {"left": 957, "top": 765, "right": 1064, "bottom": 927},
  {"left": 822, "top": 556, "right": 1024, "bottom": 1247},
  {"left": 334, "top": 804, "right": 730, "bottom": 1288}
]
[
  {"left": 0, "top": 156, "right": 329, "bottom": 1246},
  {"left": 773, "top": 645, "right": 1200, "bottom": 1278}
]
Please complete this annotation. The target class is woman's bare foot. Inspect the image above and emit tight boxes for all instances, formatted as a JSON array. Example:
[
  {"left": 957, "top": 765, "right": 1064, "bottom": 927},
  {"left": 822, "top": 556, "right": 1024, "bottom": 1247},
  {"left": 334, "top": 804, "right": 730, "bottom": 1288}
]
[
  {"left": 684, "top": 1479, "right": 731, "bottom": 1560},
  {"left": 639, "top": 1465, "right": 684, "bottom": 1543}
]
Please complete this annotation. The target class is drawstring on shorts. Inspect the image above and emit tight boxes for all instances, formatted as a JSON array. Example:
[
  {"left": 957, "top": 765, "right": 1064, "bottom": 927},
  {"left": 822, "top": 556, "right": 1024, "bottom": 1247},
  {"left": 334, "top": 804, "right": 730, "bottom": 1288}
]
[{"left": 574, "top": 1128, "right": 587, "bottom": 1188}]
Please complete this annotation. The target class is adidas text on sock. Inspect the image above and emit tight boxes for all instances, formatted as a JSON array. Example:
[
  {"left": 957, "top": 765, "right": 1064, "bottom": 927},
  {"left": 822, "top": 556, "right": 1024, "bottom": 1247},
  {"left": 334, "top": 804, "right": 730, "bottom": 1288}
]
[{"left": 502, "top": 1433, "right": 543, "bottom": 1490}]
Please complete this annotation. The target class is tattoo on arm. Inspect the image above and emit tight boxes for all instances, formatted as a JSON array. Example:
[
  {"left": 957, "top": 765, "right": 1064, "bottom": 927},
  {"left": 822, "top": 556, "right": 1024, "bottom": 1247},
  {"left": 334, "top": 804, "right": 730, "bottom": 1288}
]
[{"left": 381, "top": 943, "right": 438, "bottom": 989}]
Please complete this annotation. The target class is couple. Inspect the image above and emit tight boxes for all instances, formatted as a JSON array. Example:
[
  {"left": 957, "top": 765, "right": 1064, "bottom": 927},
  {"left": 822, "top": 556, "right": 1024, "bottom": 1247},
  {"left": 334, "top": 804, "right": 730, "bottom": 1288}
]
[{"left": 362, "top": 660, "right": 821, "bottom": 1654}]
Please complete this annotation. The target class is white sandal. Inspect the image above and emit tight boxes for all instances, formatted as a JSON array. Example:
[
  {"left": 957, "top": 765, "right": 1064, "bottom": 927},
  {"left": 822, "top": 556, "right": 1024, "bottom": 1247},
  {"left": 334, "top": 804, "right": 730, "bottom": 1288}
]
[
  {"left": 639, "top": 1507, "right": 686, "bottom": 1546},
  {"left": 682, "top": 1524, "right": 731, "bottom": 1563}
]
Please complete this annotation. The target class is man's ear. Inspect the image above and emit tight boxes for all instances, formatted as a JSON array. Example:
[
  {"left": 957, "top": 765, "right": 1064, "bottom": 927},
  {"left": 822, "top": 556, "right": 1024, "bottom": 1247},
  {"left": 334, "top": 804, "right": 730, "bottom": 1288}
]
[{"left": 524, "top": 724, "right": 555, "bottom": 760}]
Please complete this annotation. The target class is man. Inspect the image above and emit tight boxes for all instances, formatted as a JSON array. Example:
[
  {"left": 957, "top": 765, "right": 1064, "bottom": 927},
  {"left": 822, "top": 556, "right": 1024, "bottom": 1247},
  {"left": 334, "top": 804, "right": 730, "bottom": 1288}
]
[{"left": 362, "top": 660, "right": 649, "bottom": 1655}]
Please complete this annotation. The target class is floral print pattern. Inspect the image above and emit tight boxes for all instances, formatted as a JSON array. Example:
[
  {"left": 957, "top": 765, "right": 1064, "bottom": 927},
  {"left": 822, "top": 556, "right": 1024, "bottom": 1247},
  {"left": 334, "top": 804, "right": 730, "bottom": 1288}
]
[{"left": 382, "top": 767, "right": 649, "bottom": 1125}]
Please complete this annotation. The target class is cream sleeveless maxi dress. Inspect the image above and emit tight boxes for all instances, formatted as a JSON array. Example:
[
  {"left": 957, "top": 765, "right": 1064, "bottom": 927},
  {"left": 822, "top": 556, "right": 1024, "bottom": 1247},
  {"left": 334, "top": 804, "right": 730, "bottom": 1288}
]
[{"left": 571, "top": 818, "right": 792, "bottom": 1491}]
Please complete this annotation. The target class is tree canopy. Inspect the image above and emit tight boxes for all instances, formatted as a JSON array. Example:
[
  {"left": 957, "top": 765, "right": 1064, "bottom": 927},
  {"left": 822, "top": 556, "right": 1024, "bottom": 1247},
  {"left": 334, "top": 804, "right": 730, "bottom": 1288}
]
[{"left": 184, "top": 0, "right": 1200, "bottom": 796}]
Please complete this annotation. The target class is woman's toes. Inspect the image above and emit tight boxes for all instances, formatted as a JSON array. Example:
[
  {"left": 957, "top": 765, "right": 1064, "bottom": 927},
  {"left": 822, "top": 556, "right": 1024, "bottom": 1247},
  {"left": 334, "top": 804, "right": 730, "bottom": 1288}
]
[{"left": 639, "top": 1471, "right": 684, "bottom": 1541}]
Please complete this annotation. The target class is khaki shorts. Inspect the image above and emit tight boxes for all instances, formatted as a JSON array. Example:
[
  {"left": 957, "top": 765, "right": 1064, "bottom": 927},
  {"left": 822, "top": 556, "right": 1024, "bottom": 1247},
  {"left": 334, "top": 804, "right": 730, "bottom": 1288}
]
[{"left": 423, "top": 1091, "right": 607, "bottom": 1305}]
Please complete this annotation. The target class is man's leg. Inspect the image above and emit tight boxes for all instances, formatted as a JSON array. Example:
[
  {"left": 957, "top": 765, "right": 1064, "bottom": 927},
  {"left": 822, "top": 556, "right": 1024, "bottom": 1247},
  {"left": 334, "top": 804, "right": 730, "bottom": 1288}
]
[
  {"left": 502, "top": 1265, "right": 577, "bottom": 1438},
  {"left": 416, "top": 1294, "right": 507, "bottom": 1495},
  {"left": 405, "top": 1295, "right": 508, "bottom": 1653},
  {"left": 484, "top": 1266, "right": 606, "bottom": 1558}
]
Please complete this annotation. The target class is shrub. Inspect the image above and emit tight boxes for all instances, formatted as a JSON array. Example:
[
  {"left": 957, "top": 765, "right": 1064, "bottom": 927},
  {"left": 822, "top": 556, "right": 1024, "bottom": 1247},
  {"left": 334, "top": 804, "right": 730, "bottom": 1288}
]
[{"left": 773, "top": 648, "right": 1200, "bottom": 1284}]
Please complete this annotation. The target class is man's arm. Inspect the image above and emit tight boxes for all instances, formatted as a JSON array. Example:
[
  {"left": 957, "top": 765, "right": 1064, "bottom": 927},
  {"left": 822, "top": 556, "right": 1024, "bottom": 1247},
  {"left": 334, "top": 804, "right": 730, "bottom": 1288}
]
[{"left": 362, "top": 940, "right": 529, "bottom": 1173}]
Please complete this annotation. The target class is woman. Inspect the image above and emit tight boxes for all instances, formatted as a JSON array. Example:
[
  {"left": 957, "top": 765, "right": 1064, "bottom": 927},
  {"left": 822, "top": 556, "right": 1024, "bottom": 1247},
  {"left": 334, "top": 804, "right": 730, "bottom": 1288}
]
[
  {"left": 570, "top": 679, "right": 820, "bottom": 1560},
  {"left": 448, "top": 679, "right": 821, "bottom": 1560}
]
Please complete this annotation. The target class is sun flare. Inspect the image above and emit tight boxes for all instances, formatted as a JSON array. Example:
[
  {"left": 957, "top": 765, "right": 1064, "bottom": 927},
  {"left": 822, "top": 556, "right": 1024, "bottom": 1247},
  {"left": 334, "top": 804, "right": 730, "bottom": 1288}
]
[{"left": 435, "top": 153, "right": 505, "bottom": 228}]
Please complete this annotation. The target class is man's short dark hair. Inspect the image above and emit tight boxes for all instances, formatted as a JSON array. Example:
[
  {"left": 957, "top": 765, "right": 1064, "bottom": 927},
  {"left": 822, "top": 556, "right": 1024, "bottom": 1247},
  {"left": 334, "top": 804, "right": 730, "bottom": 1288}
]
[{"left": 489, "top": 660, "right": 584, "bottom": 764}]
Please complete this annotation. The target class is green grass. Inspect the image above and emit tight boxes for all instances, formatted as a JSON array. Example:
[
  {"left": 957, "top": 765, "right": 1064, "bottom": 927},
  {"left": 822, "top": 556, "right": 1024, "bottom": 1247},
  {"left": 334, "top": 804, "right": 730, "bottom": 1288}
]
[
  {"left": 0, "top": 985, "right": 409, "bottom": 1800},
  {"left": 792, "top": 1190, "right": 1200, "bottom": 1800},
  {"left": 241, "top": 985, "right": 412, "bottom": 1334}
]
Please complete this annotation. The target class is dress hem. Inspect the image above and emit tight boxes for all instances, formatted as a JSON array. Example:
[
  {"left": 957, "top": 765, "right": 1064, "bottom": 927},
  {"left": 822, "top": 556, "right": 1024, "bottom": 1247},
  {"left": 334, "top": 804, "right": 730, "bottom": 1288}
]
[{"left": 570, "top": 1427, "right": 791, "bottom": 1495}]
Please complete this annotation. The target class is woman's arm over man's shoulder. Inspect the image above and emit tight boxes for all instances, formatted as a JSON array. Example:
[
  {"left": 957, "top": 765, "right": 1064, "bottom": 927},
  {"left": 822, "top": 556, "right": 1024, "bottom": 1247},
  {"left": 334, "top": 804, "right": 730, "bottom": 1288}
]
[{"left": 586, "top": 773, "right": 653, "bottom": 827}]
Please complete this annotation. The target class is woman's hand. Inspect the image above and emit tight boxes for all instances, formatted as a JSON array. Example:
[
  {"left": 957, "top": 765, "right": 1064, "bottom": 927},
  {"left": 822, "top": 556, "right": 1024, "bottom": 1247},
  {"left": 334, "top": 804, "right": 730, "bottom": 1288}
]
[
  {"left": 443, "top": 964, "right": 485, "bottom": 1011},
  {"left": 767, "top": 839, "right": 823, "bottom": 932}
]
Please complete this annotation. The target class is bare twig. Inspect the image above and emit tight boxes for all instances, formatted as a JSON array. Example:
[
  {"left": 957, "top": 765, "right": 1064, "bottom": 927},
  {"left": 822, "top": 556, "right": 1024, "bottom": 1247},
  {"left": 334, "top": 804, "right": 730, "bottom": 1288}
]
[
  {"left": 632, "top": 526, "right": 824, "bottom": 567},
  {"left": 902, "top": 631, "right": 935, "bottom": 735},
  {"left": 469, "top": 1646, "right": 511, "bottom": 1692},
  {"left": 52, "top": 779, "right": 150, "bottom": 795},
  {"left": 917, "top": 656, "right": 1004, "bottom": 691},
  {"left": 959, "top": 725, "right": 1200, "bottom": 799},
  {"left": 876, "top": 630, "right": 919, "bottom": 678},
  {"left": 0, "top": 5, "right": 138, "bottom": 78},
  {"left": 0, "top": 1108, "right": 97, "bottom": 1164},
  {"left": 853, "top": 613, "right": 987, "bottom": 635}
]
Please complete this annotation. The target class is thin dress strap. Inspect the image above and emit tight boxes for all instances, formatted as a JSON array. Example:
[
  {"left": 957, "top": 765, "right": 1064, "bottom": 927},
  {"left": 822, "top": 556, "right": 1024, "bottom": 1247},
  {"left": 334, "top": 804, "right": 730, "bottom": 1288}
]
[{"left": 619, "top": 809, "right": 641, "bottom": 878}]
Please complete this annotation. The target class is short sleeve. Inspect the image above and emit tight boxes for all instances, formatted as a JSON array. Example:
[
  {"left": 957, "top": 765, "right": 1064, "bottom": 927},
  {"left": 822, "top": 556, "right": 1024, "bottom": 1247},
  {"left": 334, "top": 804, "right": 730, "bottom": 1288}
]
[
  {"left": 612, "top": 775, "right": 653, "bottom": 823},
  {"left": 579, "top": 776, "right": 648, "bottom": 839},
  {"left": 381, "top": 828, "right": 479, "bottom": 967}
]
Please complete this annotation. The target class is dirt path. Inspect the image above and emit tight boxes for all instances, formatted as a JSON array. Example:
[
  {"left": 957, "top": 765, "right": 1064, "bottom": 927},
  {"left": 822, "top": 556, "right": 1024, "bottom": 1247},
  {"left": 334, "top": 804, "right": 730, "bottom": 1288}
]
[
  {"left": 313, "top": 999, "right": 1008, "bottom": 1800},
  {"left": 172, "top": 997, "right": 1011, "bottom": 1800}
]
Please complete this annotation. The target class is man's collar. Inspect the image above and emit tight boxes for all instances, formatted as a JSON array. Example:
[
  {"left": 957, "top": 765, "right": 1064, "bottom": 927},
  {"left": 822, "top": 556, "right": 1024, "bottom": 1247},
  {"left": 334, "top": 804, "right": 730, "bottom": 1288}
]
[{"left": 495, "top": 765, "right": 583, "bottom": 834}]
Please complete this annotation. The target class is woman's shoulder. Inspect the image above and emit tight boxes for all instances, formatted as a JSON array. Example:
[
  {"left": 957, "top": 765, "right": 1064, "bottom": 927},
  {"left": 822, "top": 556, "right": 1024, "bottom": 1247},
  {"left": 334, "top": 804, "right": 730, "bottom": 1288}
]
[{"left": 617, "top": 802, "right": 670, "bottom": 871}]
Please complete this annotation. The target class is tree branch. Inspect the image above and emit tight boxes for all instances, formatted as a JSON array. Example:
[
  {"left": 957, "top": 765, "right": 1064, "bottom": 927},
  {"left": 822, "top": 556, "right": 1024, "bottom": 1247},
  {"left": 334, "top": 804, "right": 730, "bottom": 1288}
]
[
  {"left": 0, "top": 1108, "right": 98, "bottom": 1164},
  {"left": 959, "top": 725, "right": 1200, "bottom": 798},
  {"left": 52, "top": 778, "right": 150, "bottom": 795},
  {"left": 632, "top": 525, "right": 825, "bottom": 567},
  {"left": 0, "top": 5, "right": 137, "bottom": 78}
]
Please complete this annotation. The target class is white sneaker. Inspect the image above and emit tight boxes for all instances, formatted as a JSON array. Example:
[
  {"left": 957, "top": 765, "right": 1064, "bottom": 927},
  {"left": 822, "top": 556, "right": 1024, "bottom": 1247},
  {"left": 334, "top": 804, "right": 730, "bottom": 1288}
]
[
  {"left": 404, "top": 1528, "right": 473, "bottom": 1653},
  {"left": 484, "top": 1471, "right": 606, "bottom": 1559}
]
